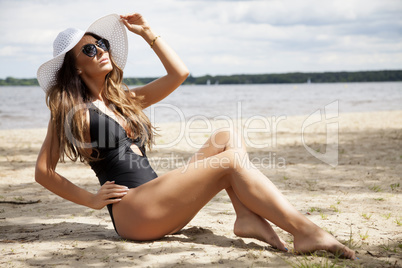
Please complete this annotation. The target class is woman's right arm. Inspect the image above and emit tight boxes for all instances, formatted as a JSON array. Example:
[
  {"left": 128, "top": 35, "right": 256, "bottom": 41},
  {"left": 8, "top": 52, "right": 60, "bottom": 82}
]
[{"left": 35, "top": 119, "right": 128, "bottom": 209}]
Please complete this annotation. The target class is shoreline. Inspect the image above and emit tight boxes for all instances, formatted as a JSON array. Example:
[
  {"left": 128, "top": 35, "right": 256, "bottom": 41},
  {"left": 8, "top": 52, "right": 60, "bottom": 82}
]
[
  {"left": 2, "top": 69, "right": 402, "bottom": 86},
  {"left": 1, "top": 110, "right": 401, "bottom": 267},
  {"left": 1, "top": 108, "right": 399, "bottom": 129}
]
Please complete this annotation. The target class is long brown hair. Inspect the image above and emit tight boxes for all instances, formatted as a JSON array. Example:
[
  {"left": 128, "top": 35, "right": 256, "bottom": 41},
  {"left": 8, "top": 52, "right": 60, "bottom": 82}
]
[{"left": 46, "top": 33, "right": 155, "bottom": 163}]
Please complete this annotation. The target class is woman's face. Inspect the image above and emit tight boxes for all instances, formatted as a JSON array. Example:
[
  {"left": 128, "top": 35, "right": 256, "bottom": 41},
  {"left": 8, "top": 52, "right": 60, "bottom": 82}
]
[{"left": 72, "top": 35, "right": 113, "bottom": 80}]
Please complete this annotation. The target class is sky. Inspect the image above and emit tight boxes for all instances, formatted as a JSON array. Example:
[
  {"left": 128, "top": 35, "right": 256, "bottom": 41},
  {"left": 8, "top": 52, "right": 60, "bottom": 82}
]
[{"left": 0, "top": 0, "right": 401, "bottom": 79}]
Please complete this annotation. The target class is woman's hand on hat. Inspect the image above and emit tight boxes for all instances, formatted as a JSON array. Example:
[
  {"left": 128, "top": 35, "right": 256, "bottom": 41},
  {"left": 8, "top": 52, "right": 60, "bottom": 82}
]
[{"left": 120, "top": 13, "right": 152, "bottom": 37}]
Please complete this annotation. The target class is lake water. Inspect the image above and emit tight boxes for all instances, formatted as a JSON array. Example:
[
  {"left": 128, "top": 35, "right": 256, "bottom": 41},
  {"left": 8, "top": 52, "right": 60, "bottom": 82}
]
[{"left": 0, "top": 82, "right": 401, "bottom": 130}]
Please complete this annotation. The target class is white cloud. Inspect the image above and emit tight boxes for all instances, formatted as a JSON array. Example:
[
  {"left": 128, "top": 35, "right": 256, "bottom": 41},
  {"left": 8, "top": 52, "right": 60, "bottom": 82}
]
[
  {"left": 0, "top": 0, "right": 401, "bottom": 78},
  {"left": 0, "top": 46, "right": 22, "bottom": 57}
]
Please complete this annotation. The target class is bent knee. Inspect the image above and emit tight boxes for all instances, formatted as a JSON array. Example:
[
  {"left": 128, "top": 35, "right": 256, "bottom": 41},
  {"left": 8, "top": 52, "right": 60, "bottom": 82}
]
[
  {"left": 213, "top": 127, "right": 241, "bottom": 140},
  {"left": 218, "top": 148, "right": 249, "bottom": 172},
  {"left": 212, "top": 128, "right": 244, "bottom": 150}
]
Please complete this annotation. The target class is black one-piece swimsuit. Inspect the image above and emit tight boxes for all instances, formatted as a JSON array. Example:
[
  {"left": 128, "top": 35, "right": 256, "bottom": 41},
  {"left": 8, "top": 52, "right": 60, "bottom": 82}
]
[{"left": 88, "top": 104, "right": 158, "bottom": 233}]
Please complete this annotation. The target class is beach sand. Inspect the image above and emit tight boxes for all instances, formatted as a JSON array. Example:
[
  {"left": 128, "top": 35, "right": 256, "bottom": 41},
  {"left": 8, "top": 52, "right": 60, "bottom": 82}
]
[{"left": 0, "top": 110, "right": 401, "bottom": 267}]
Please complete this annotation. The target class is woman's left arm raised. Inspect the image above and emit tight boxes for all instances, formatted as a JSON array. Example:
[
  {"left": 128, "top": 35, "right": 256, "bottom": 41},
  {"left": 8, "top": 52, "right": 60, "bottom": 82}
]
[{"left": 120, "top": 13, "right": 189, "bottom": 108}]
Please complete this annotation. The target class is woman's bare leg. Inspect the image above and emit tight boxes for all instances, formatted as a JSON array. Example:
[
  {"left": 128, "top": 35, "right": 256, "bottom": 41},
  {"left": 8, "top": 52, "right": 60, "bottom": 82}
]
[
  {"left": 112, "top": 149, "right": 239, "bottom": 240},
  {"left": 230, "top": 159, "right": 355, "bottom": 259},
  {"left": 187, "top": 129, "right": 287, "bottom": 251},
  {"left": 186, "top": 130, "right": 355, "bottom": 259},
  {"left": 226, "top": 186, "right": 287, "bottom": 251},
  {"left": 112, "top": 132, "right": 356, "bottom": 259}
]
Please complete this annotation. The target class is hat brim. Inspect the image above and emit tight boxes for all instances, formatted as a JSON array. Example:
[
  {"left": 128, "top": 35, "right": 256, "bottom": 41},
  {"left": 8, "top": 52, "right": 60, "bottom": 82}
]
[{"left": 37, "top": 14, "right": 128, "bottom": 92}]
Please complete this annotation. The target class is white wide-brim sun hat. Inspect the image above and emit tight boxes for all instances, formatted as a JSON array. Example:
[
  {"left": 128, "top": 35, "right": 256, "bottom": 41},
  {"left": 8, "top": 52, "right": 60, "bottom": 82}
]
[{"left": 37, "top": 14, "right": 128, "bottom": 92}]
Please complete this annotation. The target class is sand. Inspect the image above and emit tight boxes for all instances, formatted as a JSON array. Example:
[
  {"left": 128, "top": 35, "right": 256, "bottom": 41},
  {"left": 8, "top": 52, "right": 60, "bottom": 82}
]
[{"left": 0, "top": 110, "right": 401, "bottom": 267}]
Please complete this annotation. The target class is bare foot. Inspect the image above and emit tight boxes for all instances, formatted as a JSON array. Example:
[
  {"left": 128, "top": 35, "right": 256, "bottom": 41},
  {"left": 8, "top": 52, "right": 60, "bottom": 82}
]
[
  {"left": 234, "top": 213, "right": 287, "bottom": 251},
  {"left": 293, "top": 227, "right": 356, "bottom": 260}
]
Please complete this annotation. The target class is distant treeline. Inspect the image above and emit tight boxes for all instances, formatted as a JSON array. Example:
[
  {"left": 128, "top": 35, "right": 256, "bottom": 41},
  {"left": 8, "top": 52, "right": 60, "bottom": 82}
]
[
  {"left": 183, "top": 70, "right": 402, "bottom": 85},
  {"left": 1, "top": 70, "right": 401, "bottom": 86},
  {"left": 0, "top": 77, "right": 40, "bottom": 86}
]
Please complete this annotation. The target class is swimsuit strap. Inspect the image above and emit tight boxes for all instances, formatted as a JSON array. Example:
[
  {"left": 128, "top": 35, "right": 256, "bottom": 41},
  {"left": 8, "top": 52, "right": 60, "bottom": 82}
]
[{"left": 88, "top": 102, "right": 146, "bottom": 155}]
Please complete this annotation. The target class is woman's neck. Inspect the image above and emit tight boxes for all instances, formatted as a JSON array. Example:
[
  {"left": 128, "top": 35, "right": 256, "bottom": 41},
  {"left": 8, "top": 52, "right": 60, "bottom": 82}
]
[{"left": 82, "top": 77, "right": 105, "bottom": 101}]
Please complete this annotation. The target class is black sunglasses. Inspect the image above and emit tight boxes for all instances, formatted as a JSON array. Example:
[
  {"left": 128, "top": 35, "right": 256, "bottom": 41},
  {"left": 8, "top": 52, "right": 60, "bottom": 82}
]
[{"left": 79, "top": 38, "right": 110, "bottom": 57}]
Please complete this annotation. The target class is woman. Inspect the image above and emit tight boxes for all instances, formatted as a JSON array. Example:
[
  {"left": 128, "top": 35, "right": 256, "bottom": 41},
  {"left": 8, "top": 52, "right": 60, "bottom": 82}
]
[{"left": 35, "top": 13, "right": 356, "bottom": 259}]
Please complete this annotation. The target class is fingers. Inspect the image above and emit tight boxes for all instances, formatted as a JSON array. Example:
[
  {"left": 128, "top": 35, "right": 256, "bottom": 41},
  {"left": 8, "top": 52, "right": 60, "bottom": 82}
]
[
  {"left": 121, "top": 18, "right": 130, "bottom": 28},
  {"left": 101, "top": 181, "right": 129, "bottom": 204},
  {"left": 90, "top": 181, "right": 130, "bottom": 209},
  {"left": 120, "top": 13, "right": 132, "bottom": 19},
  {"left": 103, "top": 180, "right": 126, "bottom": 189},
  {"left": 105, "top": 190, "right": 128, "bottom": 200},
  {"left": 119, "top": 13, "right": 150, "bottom": 36},
  {"left": 102, "top": 181, "right": 129, "bottom": 194},
  {"left": 120, "top": 13, "right": 139, "bottom": 24},
  {"left": 107, "top": 198, "right": 124, "bottom": 205},
  {"left": 120, "top": 13, "right": 140, "bottom": 19},
  {"left": 120, "top": 13, "right": 145, "bottom": 25},
  {"left": 119, "top": 16, "right": 140, "bottom": 34}
]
